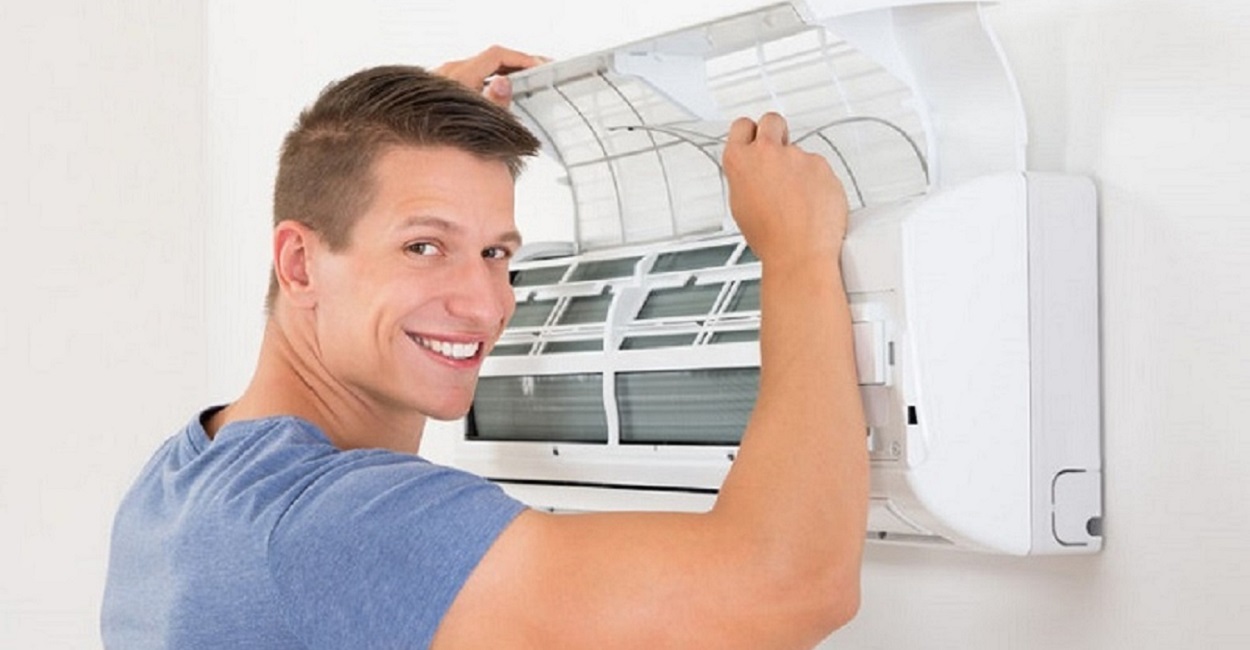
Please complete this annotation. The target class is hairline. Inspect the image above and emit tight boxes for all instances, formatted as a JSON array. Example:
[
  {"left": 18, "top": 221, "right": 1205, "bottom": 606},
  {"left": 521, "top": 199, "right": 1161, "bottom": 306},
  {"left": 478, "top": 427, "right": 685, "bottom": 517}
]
[{"left": 322, "top": 141, "right": 523, "bottom": 253}]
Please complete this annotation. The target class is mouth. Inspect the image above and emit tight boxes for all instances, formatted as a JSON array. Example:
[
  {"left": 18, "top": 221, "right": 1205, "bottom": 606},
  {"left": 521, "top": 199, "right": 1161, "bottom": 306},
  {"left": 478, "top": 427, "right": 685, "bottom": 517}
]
[{"left": 406, "top": 333, "right": 485, "bottom": 363}]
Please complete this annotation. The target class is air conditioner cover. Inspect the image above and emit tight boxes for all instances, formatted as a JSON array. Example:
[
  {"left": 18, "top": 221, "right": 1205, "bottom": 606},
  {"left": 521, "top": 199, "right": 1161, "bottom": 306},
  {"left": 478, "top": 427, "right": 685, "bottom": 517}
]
[{"left": 453, "top": 0, "right": 1102, "bottom": 555}]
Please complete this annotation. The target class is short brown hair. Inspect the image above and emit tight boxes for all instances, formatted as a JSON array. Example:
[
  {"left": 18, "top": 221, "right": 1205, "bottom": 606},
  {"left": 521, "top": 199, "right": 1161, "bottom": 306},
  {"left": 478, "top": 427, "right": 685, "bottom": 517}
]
[{"left": 267, "top": 65, "right": 540, "bottom": 310}]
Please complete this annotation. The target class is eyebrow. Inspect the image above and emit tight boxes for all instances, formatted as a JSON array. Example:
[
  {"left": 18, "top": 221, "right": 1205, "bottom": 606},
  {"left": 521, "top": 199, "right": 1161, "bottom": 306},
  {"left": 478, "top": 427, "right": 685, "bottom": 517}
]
[{"left": 397, "top": 215, "right": 523, "bottom": 247}]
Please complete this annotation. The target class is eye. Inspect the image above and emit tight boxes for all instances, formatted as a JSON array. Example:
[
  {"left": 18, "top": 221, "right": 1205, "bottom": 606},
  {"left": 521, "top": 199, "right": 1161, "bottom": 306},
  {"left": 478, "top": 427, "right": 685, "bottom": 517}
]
[
  {"left": 406, "top": 241, "right": 441, "bottom": 256},
  {"left": 482, "top": 246, "right": 513, "bottom": 261}
]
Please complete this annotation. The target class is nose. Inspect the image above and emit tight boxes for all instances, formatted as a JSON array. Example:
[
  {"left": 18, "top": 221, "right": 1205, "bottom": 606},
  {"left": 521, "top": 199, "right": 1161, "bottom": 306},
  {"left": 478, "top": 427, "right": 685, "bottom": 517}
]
[{"left": 445, "top": 255, "right": 514, "bottom": 330}]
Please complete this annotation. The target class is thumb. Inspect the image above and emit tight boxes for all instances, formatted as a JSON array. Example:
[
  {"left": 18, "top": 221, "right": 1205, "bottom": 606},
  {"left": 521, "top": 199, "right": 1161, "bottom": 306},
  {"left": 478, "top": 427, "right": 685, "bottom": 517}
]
[{"left": 483, "top": 76, "right": 513, "bottom": 108}]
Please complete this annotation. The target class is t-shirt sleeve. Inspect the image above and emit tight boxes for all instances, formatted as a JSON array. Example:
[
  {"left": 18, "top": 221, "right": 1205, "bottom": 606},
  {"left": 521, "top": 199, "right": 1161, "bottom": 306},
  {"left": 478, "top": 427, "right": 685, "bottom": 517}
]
[{"left": 266, "top": 452, "right": 525, "bottom": 650}]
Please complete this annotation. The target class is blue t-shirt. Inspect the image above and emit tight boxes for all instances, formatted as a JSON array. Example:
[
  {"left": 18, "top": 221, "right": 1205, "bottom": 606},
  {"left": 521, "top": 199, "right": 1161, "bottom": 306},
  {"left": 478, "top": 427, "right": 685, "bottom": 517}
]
[{"left": 101, "top": 410, "right": 525, "bottom": 649}]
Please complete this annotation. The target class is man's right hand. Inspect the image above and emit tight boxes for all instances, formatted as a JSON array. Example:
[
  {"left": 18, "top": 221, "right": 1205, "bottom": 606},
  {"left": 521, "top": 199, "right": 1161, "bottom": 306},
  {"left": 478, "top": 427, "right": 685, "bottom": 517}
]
[
  {"left": 722, "top": 112, "right": 849, "bottom": 269},
  {"left": 433, "top": 110, "right": 867, "bottom": 650}
]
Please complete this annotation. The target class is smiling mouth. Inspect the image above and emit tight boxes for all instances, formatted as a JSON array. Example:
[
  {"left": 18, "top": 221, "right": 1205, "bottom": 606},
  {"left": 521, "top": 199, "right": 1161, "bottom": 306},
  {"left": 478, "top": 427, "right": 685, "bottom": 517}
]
[{"left": 407, "top": 334, "right": 483, "bottom": 361}]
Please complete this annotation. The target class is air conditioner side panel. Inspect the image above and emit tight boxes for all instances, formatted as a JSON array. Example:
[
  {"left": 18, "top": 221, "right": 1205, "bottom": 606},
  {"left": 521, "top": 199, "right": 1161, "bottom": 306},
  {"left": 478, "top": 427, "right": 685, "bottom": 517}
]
[
  {"left": 1027, "top": 173, "right": 1103, "bottom": 553},
  {"left": 899, "top": 173, "right": 1033, "bottom": 554}
]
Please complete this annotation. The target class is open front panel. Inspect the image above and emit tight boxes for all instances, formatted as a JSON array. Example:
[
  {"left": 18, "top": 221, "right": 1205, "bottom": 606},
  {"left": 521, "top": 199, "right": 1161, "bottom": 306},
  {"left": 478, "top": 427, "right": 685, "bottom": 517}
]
[{"left": 509, "top": 1, "right": 929, "bottom": 251}]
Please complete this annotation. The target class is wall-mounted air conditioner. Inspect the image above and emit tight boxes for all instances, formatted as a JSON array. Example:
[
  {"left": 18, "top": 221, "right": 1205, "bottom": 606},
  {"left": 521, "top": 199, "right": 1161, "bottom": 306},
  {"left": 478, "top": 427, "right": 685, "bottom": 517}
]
[{"left": 453, "top": 0, "right": 1103, "bottom": 554}]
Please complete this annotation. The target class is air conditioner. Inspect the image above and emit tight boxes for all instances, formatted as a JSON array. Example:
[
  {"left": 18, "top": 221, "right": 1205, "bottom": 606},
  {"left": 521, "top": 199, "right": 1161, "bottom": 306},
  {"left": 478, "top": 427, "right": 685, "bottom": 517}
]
[{"left": 453, "top": 0, "right": 1103, "bottom": 554}]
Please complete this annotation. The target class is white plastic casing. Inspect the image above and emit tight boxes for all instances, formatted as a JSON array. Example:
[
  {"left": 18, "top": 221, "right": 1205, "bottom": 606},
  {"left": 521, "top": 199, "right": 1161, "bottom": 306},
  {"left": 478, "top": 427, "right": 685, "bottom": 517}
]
[{"left": 453, "top": 1, "right": 1103, "bottom": 554}]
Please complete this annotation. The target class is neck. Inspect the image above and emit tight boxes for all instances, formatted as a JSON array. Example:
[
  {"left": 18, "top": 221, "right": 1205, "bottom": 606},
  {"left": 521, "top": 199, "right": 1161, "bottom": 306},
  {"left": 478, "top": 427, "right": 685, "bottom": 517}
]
[{"left": 207, "top": 316, "right": 427, "bottom": 454}]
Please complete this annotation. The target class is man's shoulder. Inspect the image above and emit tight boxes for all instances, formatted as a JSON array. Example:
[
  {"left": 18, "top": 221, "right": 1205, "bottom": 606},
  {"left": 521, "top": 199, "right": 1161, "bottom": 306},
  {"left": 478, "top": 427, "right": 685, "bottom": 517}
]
[
  {"left": 195, "top": 413, "right": 522, "bottom": 531},
  {"left": 107, "top": 410, "right": 525, "bottom": 649},
  {"left": 261, "top": 434, "right": 525, "bottom": 650},
  {"left": 137, "top": 409, "right": 506, "bottom": 511},
  {"left": 121, "top": 407, "right": 523, "bottom": 545}
]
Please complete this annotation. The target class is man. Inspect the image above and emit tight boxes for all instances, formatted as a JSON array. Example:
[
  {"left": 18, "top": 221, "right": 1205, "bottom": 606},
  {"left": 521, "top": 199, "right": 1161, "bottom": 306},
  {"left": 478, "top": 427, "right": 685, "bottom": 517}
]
[{"left": 102, "top": 46, "right": 868, "bottom": 649}]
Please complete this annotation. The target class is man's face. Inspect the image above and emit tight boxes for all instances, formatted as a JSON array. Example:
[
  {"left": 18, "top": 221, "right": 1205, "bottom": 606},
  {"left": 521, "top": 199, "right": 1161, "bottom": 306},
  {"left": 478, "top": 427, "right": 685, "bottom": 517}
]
[{"left": 309, "top": 145, "right": 519, "bottom": 421}]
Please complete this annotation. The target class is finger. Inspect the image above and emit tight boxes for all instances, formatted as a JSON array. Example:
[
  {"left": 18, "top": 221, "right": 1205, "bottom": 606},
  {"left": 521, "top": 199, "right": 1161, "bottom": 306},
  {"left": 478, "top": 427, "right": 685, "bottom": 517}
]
[
  {"left": 491, "top": 56, "right": 552, "bottom": 76},
  {"left": 458, "top": 45, "right": 549, "bottom": 86},
  {"left": 756, "top": 112, "right": 789, "bottom": 145},
  {"left": 726, "top": 117, "right": 758, "bottom": 145},
  {"left": 483, "top": 75, "right": 513, "bottom": 108}
]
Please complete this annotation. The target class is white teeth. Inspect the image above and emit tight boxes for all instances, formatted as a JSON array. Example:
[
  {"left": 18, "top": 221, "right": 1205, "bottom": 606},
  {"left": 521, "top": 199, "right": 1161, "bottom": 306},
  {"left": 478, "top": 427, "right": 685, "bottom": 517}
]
[{"left": 415, "top": 336, "right": 480, "bottom": 360}]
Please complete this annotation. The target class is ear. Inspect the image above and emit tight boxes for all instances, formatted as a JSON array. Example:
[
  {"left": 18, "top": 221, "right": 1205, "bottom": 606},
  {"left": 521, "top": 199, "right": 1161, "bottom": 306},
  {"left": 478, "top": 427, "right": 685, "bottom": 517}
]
[{"left": 273, "top": 220, "right": 319, "bottom": 309}]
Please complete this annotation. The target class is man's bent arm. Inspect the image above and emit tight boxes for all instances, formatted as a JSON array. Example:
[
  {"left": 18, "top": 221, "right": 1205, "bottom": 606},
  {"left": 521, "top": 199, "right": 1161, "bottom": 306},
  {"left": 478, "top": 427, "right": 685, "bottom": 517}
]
[{"left": 433, "top": 113, "right": 868, "bottom": 649}]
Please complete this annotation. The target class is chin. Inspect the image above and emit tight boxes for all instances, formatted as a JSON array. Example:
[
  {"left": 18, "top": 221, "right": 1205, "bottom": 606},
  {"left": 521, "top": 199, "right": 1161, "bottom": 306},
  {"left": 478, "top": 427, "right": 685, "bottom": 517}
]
[
  {"left": 402, "top": 379, "right": 479, "bottom": 421},
  {"left": 423, "top": 407, "right": 471, "bottom": 422},
  {"left": 417, "top": 397, "right": 474, "bottom": 422}
]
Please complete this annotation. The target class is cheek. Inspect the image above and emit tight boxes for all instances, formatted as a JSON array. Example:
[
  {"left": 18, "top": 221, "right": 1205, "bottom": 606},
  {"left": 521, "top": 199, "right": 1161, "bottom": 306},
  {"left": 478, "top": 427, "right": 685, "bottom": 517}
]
[
  {"left": 313, "top": 256, "right": 373, "bottom": 322},
  {"left": 320, "top": 271, "right": 402, "bottom": 351},
  {"left": 497, "top": 281, "right": 517, "bottom": 328}
]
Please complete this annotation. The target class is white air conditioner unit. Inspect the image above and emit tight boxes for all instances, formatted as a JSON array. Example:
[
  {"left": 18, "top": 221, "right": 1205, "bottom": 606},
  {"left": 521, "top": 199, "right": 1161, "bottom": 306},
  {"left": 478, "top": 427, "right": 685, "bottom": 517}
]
[{"left": 453, "top": 0, "right": 1103, "bottom": 554}]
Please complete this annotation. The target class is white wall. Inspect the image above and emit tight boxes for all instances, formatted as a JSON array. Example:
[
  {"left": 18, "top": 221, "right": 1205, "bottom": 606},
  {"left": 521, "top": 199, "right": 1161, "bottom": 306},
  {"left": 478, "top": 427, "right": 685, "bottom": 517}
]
[
  {"left": 12, "top": 0, "right": 1241, "bottom": 647},
  {"left": 0, "top": 1, "right": 207, "bottom": 647},
  {"left": 203, "top": 2, "right": 1250, "bottom": 647}
]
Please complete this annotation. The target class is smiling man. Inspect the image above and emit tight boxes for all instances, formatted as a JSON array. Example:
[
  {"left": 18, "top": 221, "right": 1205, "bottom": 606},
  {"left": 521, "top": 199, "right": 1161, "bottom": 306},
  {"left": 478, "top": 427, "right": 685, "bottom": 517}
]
[
  {"left": 102, "top": 47, "right": 868, "bottom": 649},
  {"left": 253, "top": 144, "right": 525, "bottom": 451}
]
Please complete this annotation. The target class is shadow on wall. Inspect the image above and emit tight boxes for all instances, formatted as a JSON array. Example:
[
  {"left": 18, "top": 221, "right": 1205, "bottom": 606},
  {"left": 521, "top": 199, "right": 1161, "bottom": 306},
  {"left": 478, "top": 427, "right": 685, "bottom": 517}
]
[{"left": 852, "top": 543, "right": 1106, "bottom": 647}]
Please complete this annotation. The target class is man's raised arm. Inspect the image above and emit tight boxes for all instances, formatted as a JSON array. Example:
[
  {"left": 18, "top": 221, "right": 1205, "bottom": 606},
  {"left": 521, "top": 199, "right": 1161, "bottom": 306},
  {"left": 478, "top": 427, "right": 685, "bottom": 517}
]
[{"left": 431, "top": 103, "right": 868, "bottom": 647}]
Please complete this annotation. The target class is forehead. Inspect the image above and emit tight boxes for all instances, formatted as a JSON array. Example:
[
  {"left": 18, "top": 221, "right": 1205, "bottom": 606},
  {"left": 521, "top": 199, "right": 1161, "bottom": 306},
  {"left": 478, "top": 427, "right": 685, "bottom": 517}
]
[{"left": 358, "top": 144, "right": 517, "bottom": 237}]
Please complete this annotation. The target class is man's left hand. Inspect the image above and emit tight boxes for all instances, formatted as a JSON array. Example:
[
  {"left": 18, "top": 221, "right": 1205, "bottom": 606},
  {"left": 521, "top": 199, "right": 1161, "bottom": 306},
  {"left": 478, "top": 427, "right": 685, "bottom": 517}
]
[{"left": 434, "top": 45, "right": 551, "bottom": 108}]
